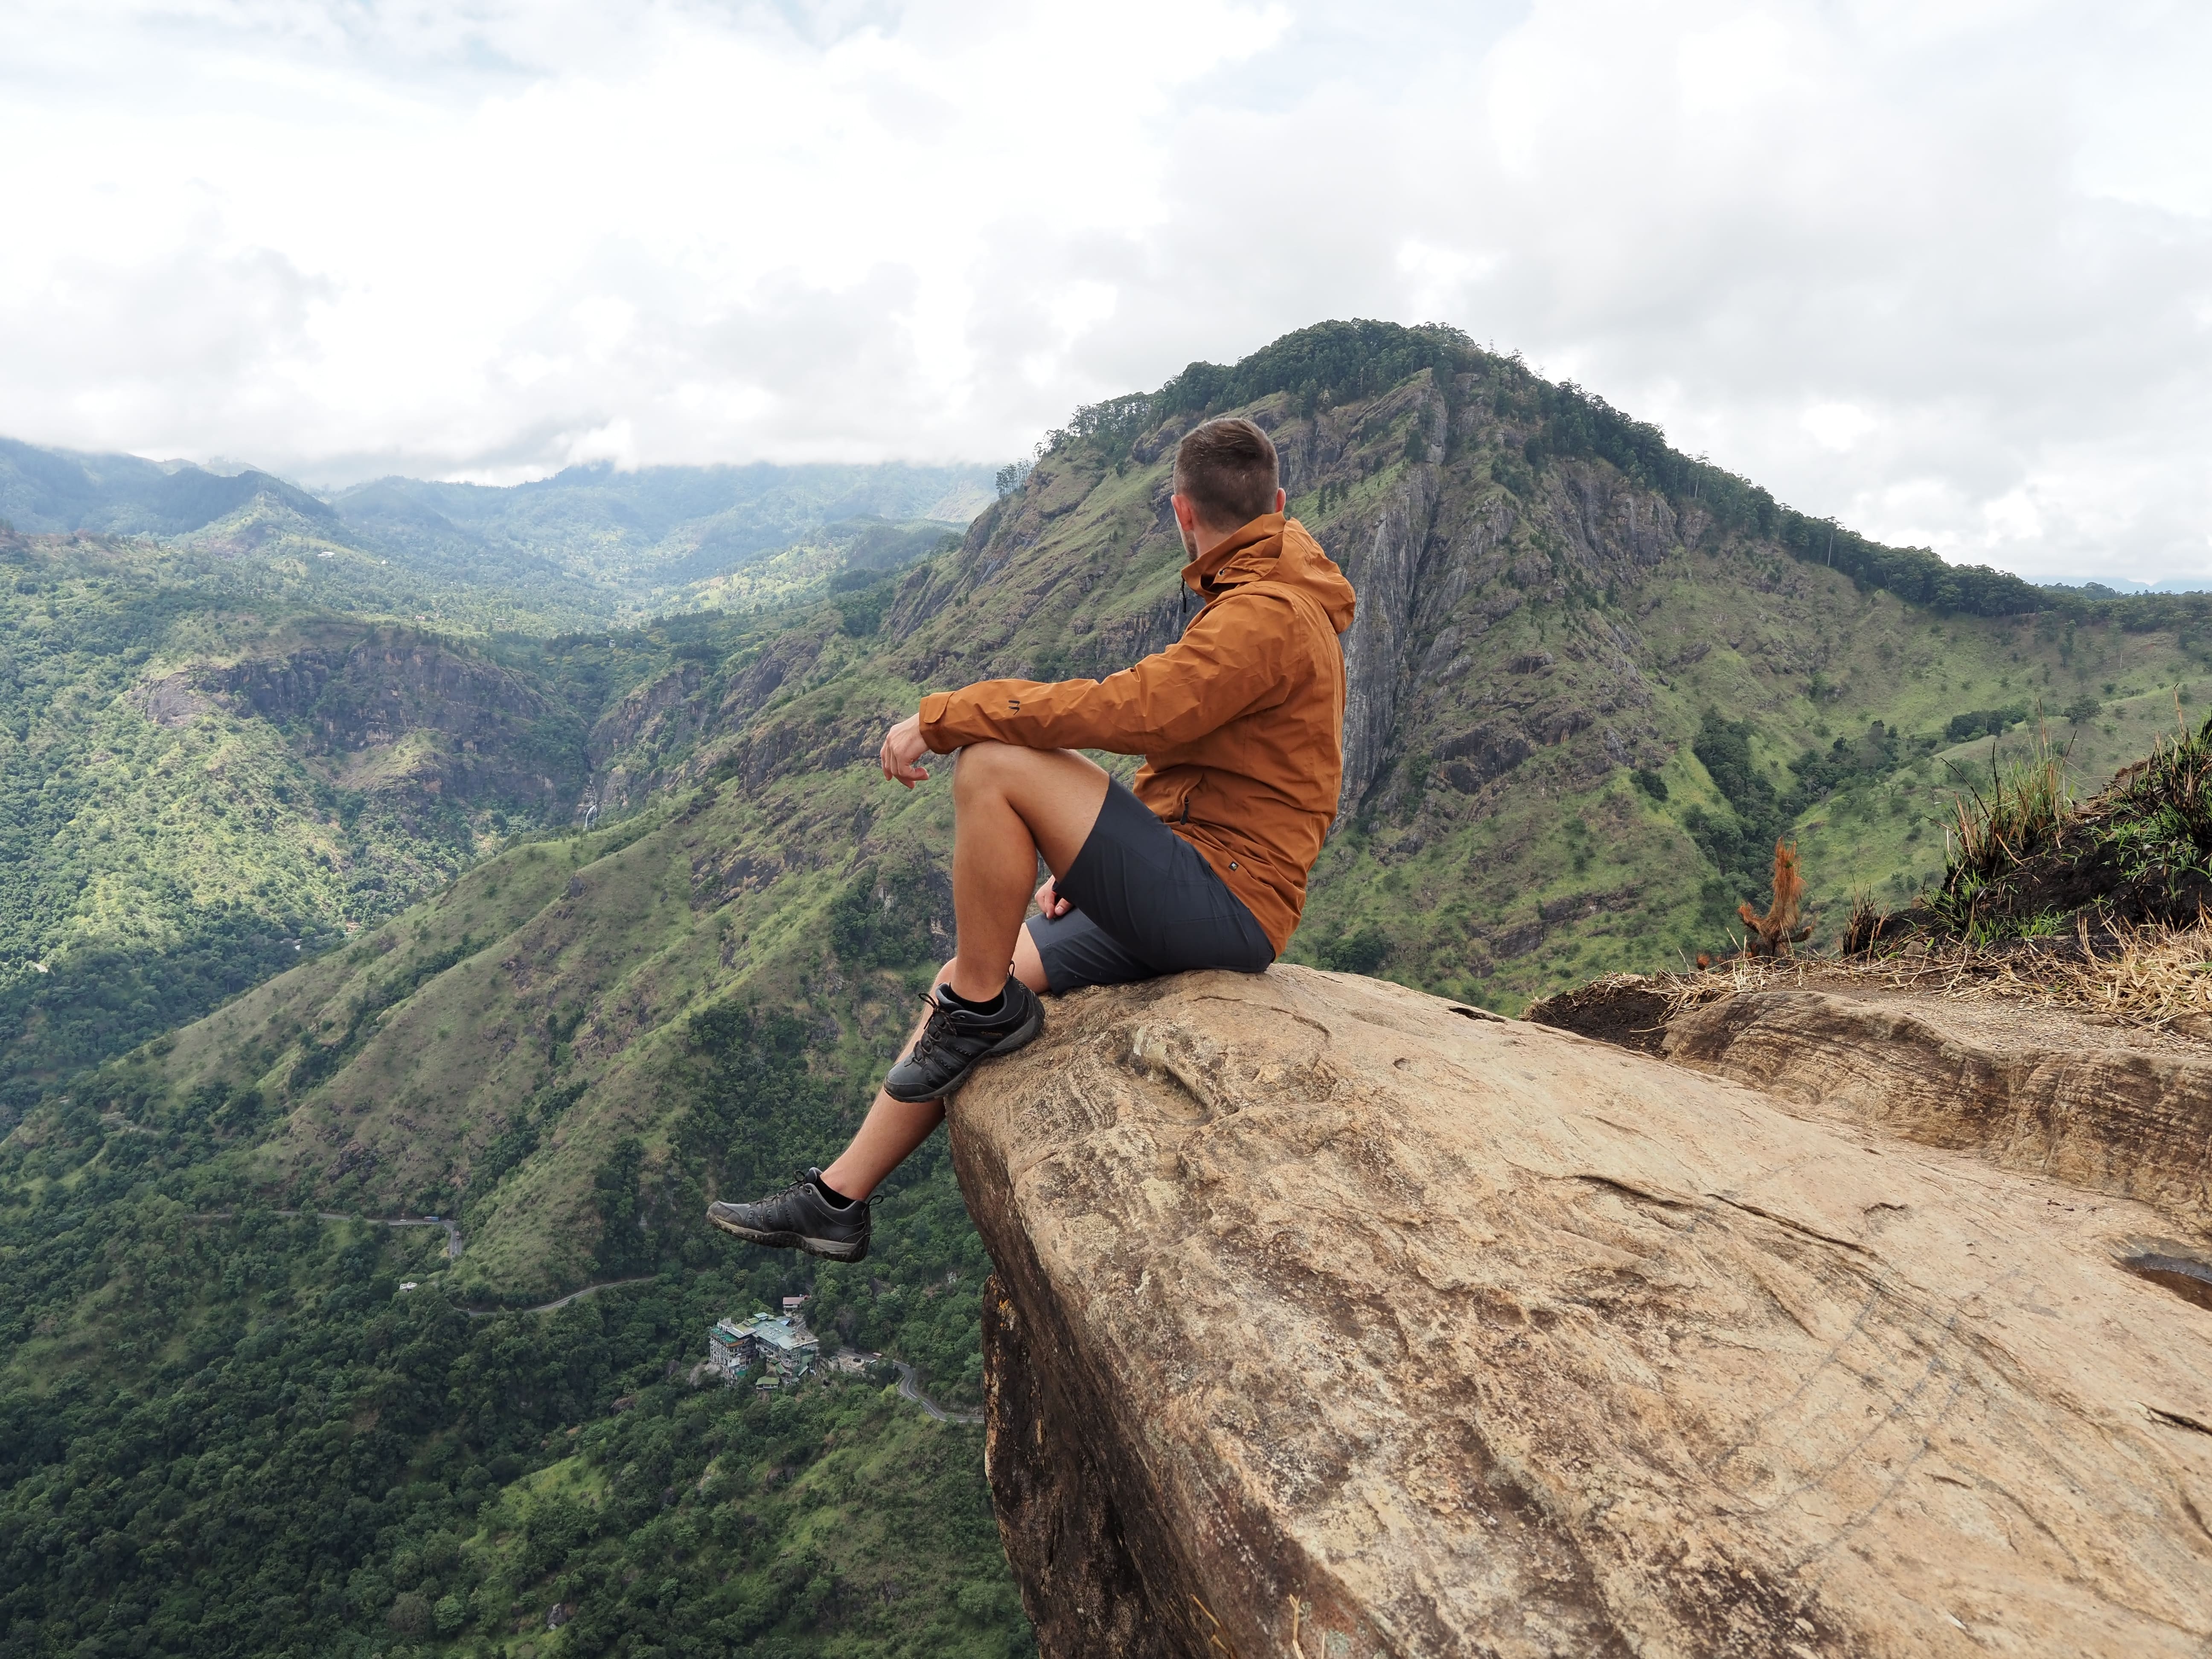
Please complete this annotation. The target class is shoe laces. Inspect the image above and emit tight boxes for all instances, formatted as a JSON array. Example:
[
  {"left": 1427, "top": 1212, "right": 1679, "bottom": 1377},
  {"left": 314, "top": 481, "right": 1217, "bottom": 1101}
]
[{"left": 906, "top": 992, "right": 961, "bottom": 1062}]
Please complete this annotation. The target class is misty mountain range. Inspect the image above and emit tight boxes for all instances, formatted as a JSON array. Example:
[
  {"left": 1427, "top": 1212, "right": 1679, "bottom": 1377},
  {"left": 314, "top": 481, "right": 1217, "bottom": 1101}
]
[{"left": 0, "top": 436, "right": 996, "bottom": 616}]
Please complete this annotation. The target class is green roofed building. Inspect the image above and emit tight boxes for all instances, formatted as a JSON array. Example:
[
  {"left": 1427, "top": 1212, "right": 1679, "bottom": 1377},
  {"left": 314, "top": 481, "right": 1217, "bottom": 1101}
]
[{"left": 704, "top": 1311, "right": 820, "bottom": 1384}]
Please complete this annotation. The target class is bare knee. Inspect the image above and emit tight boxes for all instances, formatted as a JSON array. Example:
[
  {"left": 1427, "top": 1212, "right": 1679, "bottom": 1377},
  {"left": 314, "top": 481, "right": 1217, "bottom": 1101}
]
[{"left": 951, "top": 740, "right": 1023, "bottom": 797}]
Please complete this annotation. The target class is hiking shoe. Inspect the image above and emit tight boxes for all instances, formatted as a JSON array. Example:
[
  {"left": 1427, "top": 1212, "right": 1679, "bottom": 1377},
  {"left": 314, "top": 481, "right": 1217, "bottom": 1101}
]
[
  {"left": 882, "top": 978, "right": 1044, "bottom": 1103},
  {"left": 706, "top": 1168, "right": 871, "bottom": 1263}
]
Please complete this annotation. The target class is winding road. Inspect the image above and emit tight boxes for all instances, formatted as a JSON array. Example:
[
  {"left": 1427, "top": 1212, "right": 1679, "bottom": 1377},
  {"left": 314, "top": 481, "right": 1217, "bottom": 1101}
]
[
  {"left": 191, "top": 1209, "right": 661, "bottom": 1316},
  {"left": 460, "top": 1277, "right": 656, "bottom": 1318},
  {"left": 890, "top": 1359, "right": 983, "bottom": 1426}
]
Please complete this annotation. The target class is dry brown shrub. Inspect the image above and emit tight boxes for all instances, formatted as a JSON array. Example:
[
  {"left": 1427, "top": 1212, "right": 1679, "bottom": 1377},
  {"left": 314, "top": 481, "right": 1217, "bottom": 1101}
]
[{"left": 1737, "top": 839, "right": 1813, "bottom": 956}]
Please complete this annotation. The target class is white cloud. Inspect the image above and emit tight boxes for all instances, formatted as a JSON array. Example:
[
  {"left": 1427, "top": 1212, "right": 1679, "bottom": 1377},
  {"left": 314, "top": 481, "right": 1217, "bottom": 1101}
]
[
  {"left": 0, "top": 0, "right": 2207, "bottom": 583},
  {"left": 1802, "top": 403, "right": 1879, "bottom": 453}
]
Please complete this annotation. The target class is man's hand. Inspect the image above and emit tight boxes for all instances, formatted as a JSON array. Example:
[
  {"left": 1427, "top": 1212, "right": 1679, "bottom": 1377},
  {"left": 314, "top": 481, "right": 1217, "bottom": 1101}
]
[
  {"left": 1034, "top": 874, "right": 1073, "bottom": 919},
  {"left": 881, "top": 711, "right": 931, "bottom": 787}
]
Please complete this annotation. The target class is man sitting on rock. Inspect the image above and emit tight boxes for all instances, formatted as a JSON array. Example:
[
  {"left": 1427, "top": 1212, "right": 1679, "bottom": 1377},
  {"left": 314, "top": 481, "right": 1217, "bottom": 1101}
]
[{"left": 706, "top": 417, "right": 1356, "bottom": 1263}]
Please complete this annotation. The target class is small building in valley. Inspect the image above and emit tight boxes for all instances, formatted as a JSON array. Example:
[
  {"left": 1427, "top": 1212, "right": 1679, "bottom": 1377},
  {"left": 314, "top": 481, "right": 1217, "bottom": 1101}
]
[
  {"left": 705, "top": 1318, "right": 757, "bottom": 1382},
  {"left": 748, "top": 1313, "right": 820, "bottom": 1380},
  {"left": 704, "top": 1310, "right": 821, "bottom": 1384}
]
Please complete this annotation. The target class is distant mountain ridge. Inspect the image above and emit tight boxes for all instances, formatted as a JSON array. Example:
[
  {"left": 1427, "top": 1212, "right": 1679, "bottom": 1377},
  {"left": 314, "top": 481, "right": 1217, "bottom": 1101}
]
[
  {"left": 329, "top": 459, "right": 992, "bottom": 604},
  {"left": 0, "top": 436, "right": 993, "bottom": 620},
  {"left": 0, "top": 437, "right": 333, "bottom": 536}
]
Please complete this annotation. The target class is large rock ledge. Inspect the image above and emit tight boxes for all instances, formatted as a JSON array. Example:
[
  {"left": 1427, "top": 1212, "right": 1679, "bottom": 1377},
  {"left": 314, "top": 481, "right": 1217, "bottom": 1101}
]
[
  {"left": 1531, "top": 976, "right": 2212, "bottom": 1237},
  {"left": 949, "top": 965, "right": 2212, "bottom": 1658}
]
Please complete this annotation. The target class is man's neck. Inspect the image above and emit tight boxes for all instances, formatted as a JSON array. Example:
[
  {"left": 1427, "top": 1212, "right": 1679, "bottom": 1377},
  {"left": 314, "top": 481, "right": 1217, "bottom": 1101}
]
[{"left": 1189, "top": 518, "right": 1242, "bottom": 561}]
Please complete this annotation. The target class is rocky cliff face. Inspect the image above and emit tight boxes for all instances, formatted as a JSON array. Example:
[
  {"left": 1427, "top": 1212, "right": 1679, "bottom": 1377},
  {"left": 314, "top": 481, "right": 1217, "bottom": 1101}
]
[
  {"left": 140, "top": 622, "right": 585, "bottom": 817},
  {"left": 951, "top": 966, "right": 2212, "bottom": 1657}
]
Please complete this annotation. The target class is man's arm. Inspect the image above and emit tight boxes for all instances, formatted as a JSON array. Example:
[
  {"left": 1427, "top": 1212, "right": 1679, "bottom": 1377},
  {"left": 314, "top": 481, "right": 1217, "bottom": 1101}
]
[{"left": 914, "top": 589, "right": 1294, "bottom": 757}]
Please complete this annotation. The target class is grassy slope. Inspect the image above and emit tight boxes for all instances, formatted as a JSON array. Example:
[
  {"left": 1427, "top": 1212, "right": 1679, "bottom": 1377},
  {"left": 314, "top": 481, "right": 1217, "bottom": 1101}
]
[
  {"left": 678, "top": 518, "right": 962, "bottom": 617},
  {"left": 1301, "top": 553, "right": 2207, "bottom": 1009}
]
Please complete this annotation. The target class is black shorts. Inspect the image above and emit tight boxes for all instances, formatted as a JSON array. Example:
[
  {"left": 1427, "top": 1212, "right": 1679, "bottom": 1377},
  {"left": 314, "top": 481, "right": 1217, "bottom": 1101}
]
[{"left": 1025, "top": 779, "right": 1275, "bottom": 994}]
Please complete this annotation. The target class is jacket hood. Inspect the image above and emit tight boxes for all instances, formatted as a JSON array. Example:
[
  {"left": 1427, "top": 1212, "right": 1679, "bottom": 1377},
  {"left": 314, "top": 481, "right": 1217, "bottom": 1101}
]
[{"left": 1182, "top": 513, "right": 1356, "bottom": 634}]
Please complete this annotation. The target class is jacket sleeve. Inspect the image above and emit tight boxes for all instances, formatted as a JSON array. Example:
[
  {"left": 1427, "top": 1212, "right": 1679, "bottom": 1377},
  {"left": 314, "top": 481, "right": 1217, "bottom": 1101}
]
[{"left": 918, "top": 590, "right": 1295, "bottom": 755}]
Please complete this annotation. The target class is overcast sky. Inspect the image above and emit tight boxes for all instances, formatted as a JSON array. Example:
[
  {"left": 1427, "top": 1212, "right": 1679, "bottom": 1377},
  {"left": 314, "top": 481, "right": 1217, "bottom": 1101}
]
[{"left": 2, "top": 0, "right": 2207, "bottom": 582}]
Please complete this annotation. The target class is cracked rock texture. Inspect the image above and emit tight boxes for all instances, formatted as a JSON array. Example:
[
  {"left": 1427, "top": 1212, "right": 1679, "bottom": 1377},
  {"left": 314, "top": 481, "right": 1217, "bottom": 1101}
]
[
  {"left": 951, "top": 964, "right": 2212, "bottom": 1658},
  {"left": 1531, "top": 975, "right": 2212, "bottom": 1238}
]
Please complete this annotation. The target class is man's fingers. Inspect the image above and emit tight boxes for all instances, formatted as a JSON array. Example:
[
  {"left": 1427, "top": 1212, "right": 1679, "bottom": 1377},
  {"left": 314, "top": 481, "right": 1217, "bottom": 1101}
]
[{"left": 879, "top": 710, "right": 930, "bottom": 788}]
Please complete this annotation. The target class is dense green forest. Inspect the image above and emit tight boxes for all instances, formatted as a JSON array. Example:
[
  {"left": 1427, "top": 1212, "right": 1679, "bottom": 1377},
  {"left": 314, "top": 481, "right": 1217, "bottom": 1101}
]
[
  {"left": 0, "top": 972, "right": 1017, "bottom": 1658},
  {"left": 0, "top": 1208, "right": 1019, "bottom": 1658},
  {"left": 0, "top": 532, "right": 623, "bottom": 1111}
]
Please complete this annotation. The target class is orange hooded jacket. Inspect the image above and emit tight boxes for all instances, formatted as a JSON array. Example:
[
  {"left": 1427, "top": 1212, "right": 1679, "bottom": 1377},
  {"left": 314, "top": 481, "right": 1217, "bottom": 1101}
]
[{"left": 917, "top": 513, "right": 1356, "bottom": 953}]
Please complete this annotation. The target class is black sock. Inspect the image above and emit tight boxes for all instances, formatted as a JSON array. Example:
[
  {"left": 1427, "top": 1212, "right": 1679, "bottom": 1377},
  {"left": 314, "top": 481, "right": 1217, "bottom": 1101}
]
[
  {"left": 939, "top": 980, "right": 1010, "bottom": 1018},
  {"left": 810, "top": 1173, "right": 856, "bottom": 1209}
]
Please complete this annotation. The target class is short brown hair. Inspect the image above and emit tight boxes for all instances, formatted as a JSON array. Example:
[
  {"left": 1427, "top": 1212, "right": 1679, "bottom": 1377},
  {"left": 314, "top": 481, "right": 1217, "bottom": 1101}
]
[{"left": 1173, "top": 418, "right": 1279, "bottom": 529}]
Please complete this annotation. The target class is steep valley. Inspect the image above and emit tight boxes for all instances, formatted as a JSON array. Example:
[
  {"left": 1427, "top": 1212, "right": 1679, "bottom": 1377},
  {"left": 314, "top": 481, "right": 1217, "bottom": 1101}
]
[{"left": 9, "top": 320, "right": 2212, "bottom": 1657}]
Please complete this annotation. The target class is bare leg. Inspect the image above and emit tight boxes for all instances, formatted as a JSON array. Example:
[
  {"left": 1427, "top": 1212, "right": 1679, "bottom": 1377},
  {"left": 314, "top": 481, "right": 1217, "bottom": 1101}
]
[
  {"left": 820, "top": 744, "right": 1106, "bottom": 1200},
  {"left": 941, "top": 742, "right": 1107, "bottom": 1000}
]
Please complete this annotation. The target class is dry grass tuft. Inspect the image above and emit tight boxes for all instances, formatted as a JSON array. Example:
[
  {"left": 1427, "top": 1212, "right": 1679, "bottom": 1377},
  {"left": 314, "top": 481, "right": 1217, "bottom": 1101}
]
[
  {"left": 2037, "top": 914, "right": 2212, "bottom": 1030},
  {"left": 1664, "top": 911, "right": 2212, "bottom": 1034}
]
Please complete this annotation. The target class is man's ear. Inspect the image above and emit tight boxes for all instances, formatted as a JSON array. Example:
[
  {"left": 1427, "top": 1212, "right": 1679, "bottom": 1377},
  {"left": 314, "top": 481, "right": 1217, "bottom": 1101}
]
[{"left": 1273, "top": 487, "right": 1286, "bottom": 514}]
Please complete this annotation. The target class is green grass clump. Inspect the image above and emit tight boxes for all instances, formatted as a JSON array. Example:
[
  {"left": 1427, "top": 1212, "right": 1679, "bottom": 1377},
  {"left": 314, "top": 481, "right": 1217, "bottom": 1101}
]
[
  {"left": 2093, "top": 709, "right": 2212, "bottom": 898},
  {"left": 1929, "top": 731, "right": 2077, "bottom": 936}
]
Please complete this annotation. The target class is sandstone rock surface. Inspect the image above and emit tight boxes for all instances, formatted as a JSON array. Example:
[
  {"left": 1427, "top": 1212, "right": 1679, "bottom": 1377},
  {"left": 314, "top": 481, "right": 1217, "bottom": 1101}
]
[
  {"left": 951, "top": 965, "right": 2212, "bottom": 1658},
  {"left": 1532, "top": 975, "right": 2212, "bottom": 1237}
]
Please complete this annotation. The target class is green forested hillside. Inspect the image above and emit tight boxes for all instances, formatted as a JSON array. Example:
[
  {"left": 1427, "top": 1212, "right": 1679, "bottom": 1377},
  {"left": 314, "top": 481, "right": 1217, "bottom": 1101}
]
[
  {"left": 0, "top": 530, "right": 674, "bottom": 1113},
  {"left": 2, "top": 439, "right": 993, "bottom": 628},
  {"left": 9, "top": 320, "right": 2212, "bottom": 1658},
  {"left": 0, "top": 501, "right": 984, "bottom": 1118},
  {"left": 331, "top": 462, "right": 991, "bottom": 614}
]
